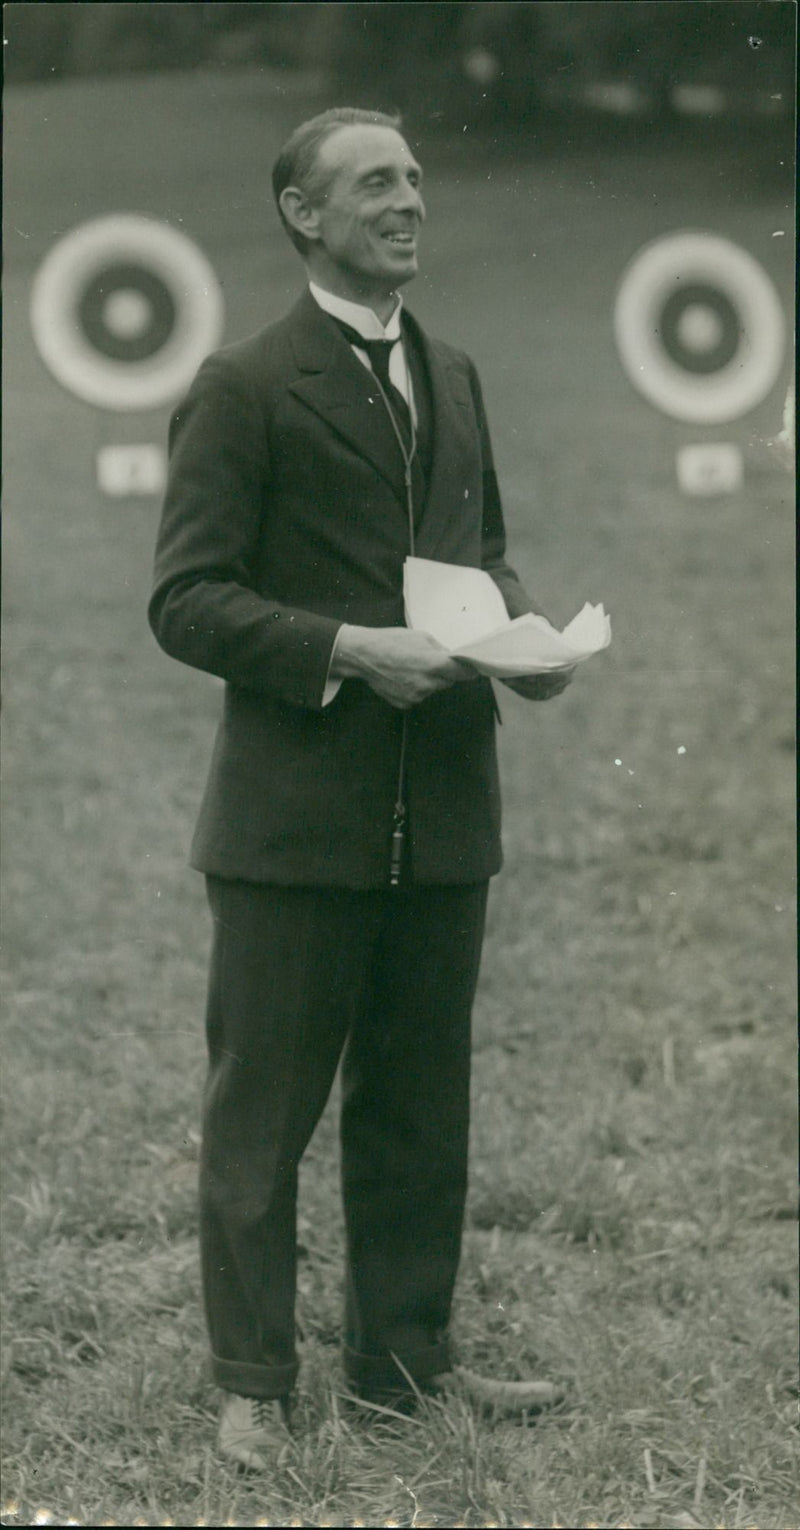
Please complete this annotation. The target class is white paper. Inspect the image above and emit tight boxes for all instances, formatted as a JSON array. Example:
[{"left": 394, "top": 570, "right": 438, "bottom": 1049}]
[{"left": 404, "top": 557, "right": 611, "bottom": 678}]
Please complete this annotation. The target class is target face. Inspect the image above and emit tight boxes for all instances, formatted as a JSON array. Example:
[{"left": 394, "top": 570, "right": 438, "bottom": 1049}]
[
  {"left": 614, "top": 232, "right": 785, "bottom": 423},
  {"left": 30, "top": 215, "right": 224, "bottom": 411}
]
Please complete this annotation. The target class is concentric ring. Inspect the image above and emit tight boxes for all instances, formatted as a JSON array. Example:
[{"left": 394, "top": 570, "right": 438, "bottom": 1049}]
[
  {"left": 30, "top": 214, "right": 224, "bottom": 411},
  {"left": 614, "top": 232, "right": 785, "bottom": 423}
]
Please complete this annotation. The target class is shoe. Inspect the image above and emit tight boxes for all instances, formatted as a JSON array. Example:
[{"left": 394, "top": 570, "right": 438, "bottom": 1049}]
[
  {"left": 218, "top": 1391, "right": 292, "bottom": 1470},
  {"left": 340, "top": 1384, "right": 421, "bottom": 1418},
  {"left": 434, "top": 1365, "right": 566, "bottom": 1416},
  {"left": 344, "top": 1366, "right": 566, "bottom": 1419}
]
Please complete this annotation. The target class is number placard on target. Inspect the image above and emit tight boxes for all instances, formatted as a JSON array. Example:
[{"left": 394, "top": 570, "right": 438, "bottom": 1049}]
[
  {"left": 614, "top": 232, "right": 785, "bottom": 424},
  {"left": 30, "top": 214, "right": 224, "bottom": 412}
]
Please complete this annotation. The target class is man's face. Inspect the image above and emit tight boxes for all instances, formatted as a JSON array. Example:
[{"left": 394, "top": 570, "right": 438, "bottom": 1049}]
[{"left": 306, "top": 125, "right": 426, "bottom": 297}]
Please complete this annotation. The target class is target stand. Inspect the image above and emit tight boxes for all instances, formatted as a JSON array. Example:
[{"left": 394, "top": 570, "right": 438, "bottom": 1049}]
[
  {"left": 30, "top": 213, "right": 224, "bottom": 497},
  {"left": 613, "top": 231, "right": 786, "bottom": 495}
]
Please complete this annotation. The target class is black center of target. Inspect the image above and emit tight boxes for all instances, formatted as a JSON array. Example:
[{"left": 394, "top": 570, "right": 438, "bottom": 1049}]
[
  {"left": 658, "top": 283, "right": 741, "bottom": 375},
  {"left": 77, "top": 263, "right": 177, "bottom": 362}
]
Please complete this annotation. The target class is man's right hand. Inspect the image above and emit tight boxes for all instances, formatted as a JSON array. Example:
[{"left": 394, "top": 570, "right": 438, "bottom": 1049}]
[{"left": 331, "top": 625, "right": 476, "bottom": 710}]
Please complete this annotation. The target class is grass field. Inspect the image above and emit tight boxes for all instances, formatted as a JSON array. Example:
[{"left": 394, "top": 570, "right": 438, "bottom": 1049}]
[{"left": 2, "top": 68, "right": 797, "bottom": 1528}]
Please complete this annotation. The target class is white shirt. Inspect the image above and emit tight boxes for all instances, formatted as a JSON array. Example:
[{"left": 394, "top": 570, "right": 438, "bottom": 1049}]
[
  {"left": 308, "top": 283, "right": 417, "bottom": 705},
  {"left": 308, "top": 281, "right": 417, "bottom": 423}
]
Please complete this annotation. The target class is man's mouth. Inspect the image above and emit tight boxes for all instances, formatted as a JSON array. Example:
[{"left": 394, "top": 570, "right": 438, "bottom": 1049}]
[{"left": 382, "top": 231, "right": 416, "bottom": 247}]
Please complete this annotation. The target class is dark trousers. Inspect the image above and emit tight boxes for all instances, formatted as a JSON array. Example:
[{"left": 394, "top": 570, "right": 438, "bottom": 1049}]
[{"left": 200, "top": 875, "right": 489, "bottom": 1399}]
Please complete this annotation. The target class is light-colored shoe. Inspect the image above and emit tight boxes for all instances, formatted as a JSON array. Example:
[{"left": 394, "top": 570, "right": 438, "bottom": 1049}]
[
  {"left": 218, "top": 1391, "right": 292, "bottom": 1470},
  {"left": 434, "top": 1365, "right": 566, "bottom": 1415}
]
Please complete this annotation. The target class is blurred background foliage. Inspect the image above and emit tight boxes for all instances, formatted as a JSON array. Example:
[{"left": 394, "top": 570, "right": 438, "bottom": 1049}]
[{"left": 5, "top": 0, "right": 795, "bottom": 133}]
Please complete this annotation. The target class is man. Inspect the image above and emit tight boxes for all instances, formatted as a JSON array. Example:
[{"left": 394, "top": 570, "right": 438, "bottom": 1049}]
[{"left": 149, "top": 107, "right": 571, "bottom": 1469}]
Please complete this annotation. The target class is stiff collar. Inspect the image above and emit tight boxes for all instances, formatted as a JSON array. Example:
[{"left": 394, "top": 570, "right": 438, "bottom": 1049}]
[{"left": 308, "top": 281, "right": 403, "bottom": 342}]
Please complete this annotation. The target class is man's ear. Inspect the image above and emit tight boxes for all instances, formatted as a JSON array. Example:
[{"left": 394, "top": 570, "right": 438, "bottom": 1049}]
[{"left": 279, "top": 186, "right": 321, "bottom": 243}]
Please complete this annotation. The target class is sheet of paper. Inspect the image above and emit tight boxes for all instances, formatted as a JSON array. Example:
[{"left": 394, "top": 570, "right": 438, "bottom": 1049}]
[
  {"left": 403, "top": 557, "right": 510, "bottom": 649},
  {"left": 404, "top": 557, "right": 611, "bottom": 678}
]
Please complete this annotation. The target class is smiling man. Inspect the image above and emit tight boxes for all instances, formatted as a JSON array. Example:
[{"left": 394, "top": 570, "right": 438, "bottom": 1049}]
[{"left": 149, "top": 107, "right": 570, "bottom": 1467}]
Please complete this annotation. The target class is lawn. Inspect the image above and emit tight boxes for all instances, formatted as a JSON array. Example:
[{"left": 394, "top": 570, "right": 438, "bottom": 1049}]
[{"left": 1, "top": 67, "right": 796, "bottom": 1528}]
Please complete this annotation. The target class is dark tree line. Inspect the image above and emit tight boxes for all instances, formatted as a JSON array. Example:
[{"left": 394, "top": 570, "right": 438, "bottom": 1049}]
[{"left": 5, "top": 1, "right": 794, "bottom": 128}]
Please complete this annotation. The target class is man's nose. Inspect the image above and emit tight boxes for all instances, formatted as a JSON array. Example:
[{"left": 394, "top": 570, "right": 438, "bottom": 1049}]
[{"left": 395, "top": 178, "right": 425, "bottom": 218}]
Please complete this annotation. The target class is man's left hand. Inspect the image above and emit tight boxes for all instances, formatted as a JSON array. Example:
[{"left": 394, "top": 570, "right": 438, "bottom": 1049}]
[{"left": 502, "top": 667, "right": 576, "bottom": 701}]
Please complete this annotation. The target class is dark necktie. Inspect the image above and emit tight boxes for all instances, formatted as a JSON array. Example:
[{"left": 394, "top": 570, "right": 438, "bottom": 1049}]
[{"left": 331, "top": 318, "right": 413, "bottom": 451}]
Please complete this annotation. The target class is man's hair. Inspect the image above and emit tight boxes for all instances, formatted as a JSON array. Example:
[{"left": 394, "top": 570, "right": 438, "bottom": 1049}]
[{"left": 272, "top": 106, "right": 403, "bottom": 255}]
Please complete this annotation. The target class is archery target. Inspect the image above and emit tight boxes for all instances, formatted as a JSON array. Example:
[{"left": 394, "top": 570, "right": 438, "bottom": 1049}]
[
  {"left": 614, "top": 232, "right": 785, "bottom": 423},
  {"left": 30, "top": 215, "right": 224, "bottom": 411}
]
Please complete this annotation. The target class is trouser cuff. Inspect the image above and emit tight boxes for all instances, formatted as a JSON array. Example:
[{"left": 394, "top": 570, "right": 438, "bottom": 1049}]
[
  {"left": 211, "top": 1352, "right": 299, "bottom": 1399},
  {"left": 343, "top": 1339, "right": 452, "bottom": 1392}
]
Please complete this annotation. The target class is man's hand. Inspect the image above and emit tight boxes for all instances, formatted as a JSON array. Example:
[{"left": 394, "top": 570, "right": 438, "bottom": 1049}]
[
  {"left": 332, "top": 625, "right": 476, "bottom": 710},
  {"left": 502, "top": 667, "right": 576, "bottom": 701}
]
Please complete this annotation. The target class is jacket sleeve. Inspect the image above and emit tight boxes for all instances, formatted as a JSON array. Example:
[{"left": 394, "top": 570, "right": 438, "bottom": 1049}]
[
  {"left": 148, "top": 354, "right": 341, "bottom": 710},
  {"left": 466, "top": 358, "right": 548, "bottom": 621}
]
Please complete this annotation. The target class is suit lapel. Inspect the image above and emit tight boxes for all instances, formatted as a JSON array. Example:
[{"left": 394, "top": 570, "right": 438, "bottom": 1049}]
[
  {"left": 401, "top": 310, "right": 479, "bottom": 559},
  {"left": 287, "top": 291, "right": 408, "bottom": 503},
  {"left": 286, "top": 293, "right": 478, "bottom": 545}
]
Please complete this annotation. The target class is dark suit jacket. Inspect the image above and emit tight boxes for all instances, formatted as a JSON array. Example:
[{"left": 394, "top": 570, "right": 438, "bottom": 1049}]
[{"left": 149, "top": 290, "right": 535, "bottom": 887}]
